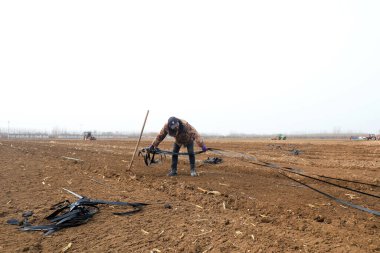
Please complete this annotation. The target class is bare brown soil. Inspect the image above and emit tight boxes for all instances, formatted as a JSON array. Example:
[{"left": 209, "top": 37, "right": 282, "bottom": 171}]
[{"left": 0, "top": 139, "right": 379, "bottom": 252}]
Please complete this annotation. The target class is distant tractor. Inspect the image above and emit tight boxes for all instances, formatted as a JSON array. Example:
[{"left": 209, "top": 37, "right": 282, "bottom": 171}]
[
  {"left": 83, "top": 131, "right": 96, "bottom": 140},
  {"left": 350, "top": 134, "right": 376, "bottom": 141},
  {"left": 366, "top": 134, "right": 377, "bottom": 140},
  {"left": 272, "top": 134, "right": 287, "bottom": 140}
]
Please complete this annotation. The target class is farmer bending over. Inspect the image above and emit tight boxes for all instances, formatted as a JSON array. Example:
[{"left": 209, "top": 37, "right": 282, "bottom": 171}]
[{"left": 149, "top": 117, "right": 207, "bottom": 177}]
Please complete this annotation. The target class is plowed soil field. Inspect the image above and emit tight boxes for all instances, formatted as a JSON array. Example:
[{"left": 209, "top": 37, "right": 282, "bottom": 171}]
[{"left": 0, "top": 139, "right": 379, "bottom": 252}]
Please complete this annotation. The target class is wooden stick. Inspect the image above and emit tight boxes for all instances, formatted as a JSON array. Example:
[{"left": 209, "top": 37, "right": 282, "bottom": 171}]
[{"left": 127, "top": 110, "right": 149, "bottom": 172}]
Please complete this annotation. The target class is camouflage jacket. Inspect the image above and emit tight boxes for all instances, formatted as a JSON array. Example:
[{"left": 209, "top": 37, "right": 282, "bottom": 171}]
[{"left": 152, "top": 119, "right": 205, "bottom": 148}]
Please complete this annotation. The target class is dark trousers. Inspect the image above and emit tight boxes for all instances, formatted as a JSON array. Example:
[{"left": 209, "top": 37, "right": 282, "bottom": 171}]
[{"left": 171, "top": 142, "right": 195, "bottom": 170}]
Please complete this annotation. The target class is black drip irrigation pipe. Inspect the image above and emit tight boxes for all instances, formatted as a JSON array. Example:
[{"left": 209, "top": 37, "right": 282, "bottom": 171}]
[
  {"left": 316, "top": 175, "right": 379, "bottom": 188},
  {"left": 141, "top": 147, "right": 380, "bottom": 216},
  {"left": 238, "top": 158, "right": 380, "bottom": 216},
  {"left": 8, "top": 189, "right": 149, "bottom": 235},
  {"left": 248, "top": 161, "right": 380, "bottom": 199},
  {"left": 280, "top": 172, "right": 380, "bottom": 216},
  {"left": 285, "top": 168, "right": 380, "bottom": 199}
]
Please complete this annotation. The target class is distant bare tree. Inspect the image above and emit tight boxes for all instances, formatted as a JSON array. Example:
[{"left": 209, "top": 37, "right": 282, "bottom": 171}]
[{"left": 333, "top": 126, "right": 341, "bottom": 135}]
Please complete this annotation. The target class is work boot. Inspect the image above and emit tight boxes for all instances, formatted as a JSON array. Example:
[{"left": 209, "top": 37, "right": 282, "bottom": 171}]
[
  {"left": 190, "top": 165, "right": 198, "bottom": 177},
  {"left": 167, "top": 168, "right": 177, "bottom": 177}
]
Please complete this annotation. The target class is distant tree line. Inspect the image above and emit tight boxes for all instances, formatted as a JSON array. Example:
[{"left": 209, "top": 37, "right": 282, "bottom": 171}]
[{"left": 0, "top": 128, "right": 377, "bottom": 140}]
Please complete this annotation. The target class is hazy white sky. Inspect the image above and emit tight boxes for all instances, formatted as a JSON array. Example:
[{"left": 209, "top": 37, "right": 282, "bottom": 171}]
[{"left": 1, "top": 1, "right": 379, "bottom": 135}]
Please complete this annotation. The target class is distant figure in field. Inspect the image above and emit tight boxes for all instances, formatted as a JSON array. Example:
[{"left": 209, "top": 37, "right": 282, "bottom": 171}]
[{"left": 149, "top": 117, "right": 207, "bottom": 177}]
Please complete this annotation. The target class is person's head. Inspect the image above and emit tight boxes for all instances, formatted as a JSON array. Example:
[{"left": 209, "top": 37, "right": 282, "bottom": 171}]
[{"left": 168, "top": 116, "right": 180, "bottom": 131}]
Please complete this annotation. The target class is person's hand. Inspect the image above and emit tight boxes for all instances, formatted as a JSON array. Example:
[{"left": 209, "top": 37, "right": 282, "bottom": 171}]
[
  {"left": 202, "top": 144, "right": 207, "bottom": 152},
  {"left": 149, "top": 145, "right": 155, "bottom": 152}
]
